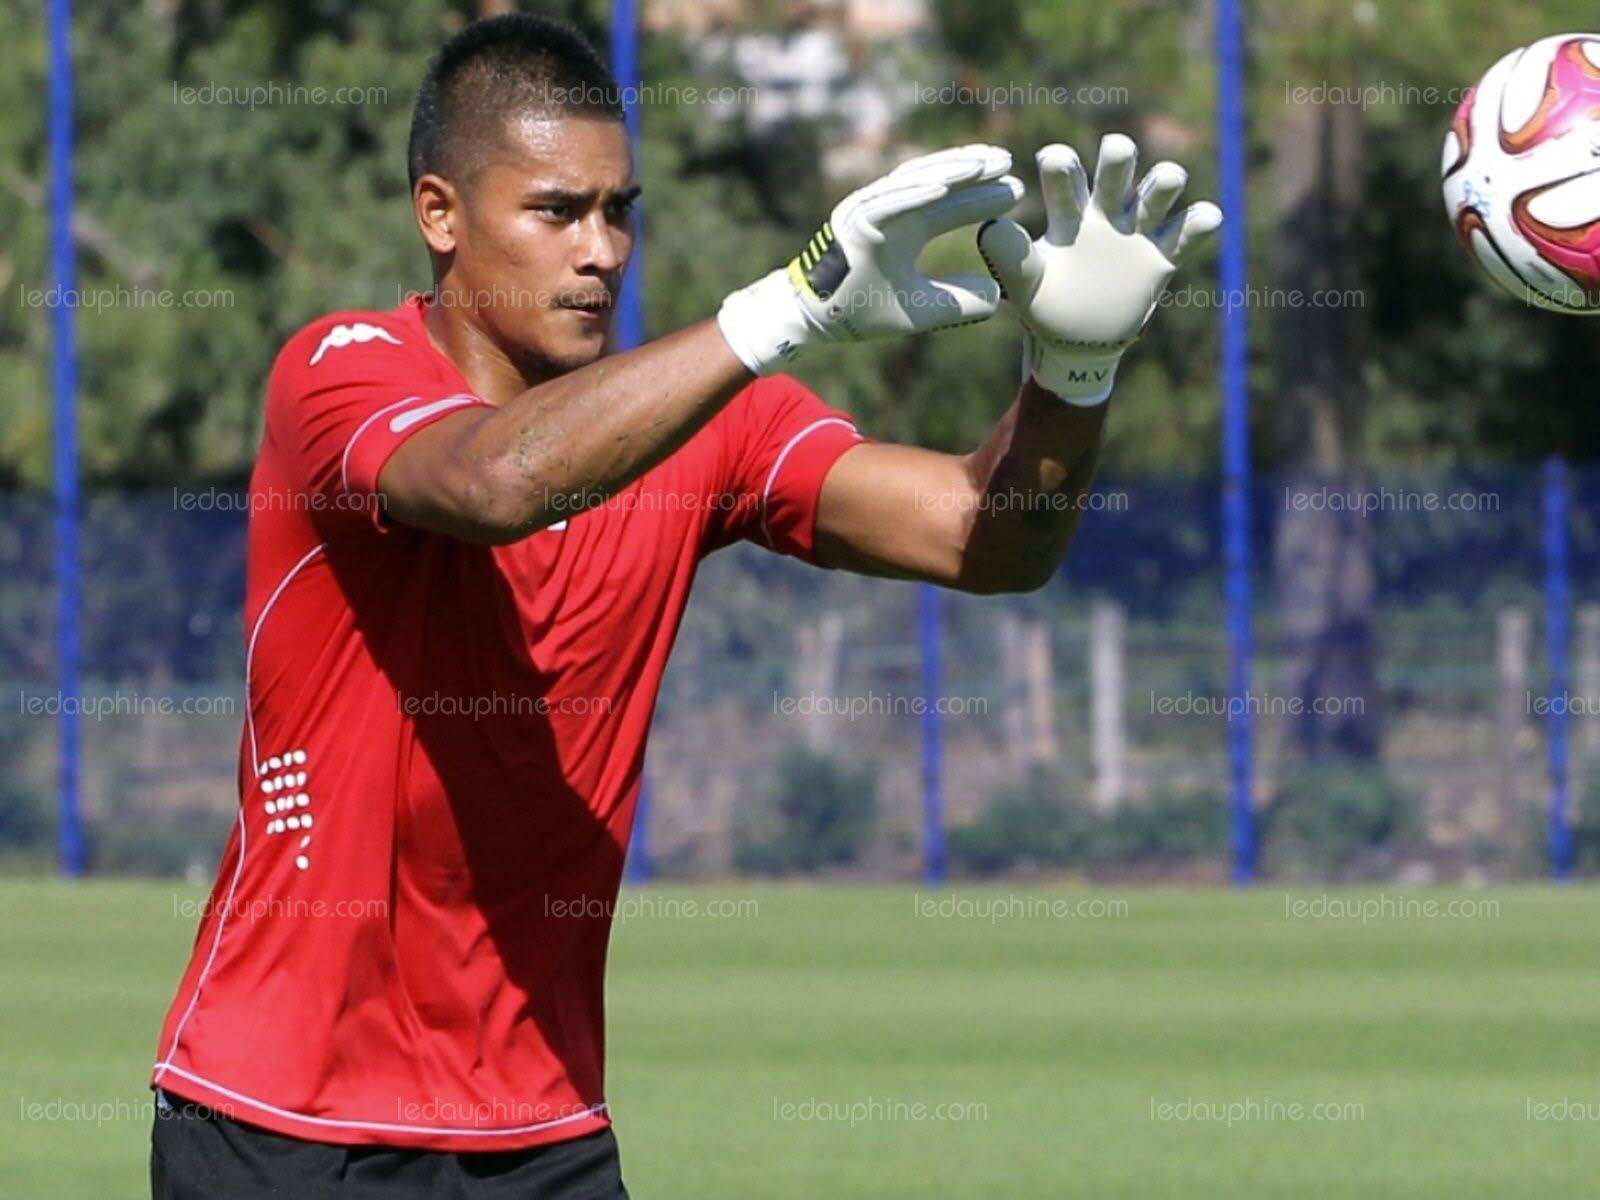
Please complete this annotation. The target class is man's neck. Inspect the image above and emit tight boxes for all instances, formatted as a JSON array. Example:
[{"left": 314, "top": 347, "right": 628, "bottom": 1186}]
[{"left": 421, "top": 292, "right": 553, "bottom": 407}]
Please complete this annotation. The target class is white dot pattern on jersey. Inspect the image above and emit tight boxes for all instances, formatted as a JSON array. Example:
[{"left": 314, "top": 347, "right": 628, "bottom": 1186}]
[{"left": 254, "top": 747, "right": 315, "bottom": 869}]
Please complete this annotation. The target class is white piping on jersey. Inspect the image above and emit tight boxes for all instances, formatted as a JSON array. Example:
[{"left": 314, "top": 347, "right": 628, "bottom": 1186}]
[
  {"left": 389, "top": 392, "right": 479, "bottom": 433},
  {"left": 156, "top": 541, "right": 325, "bottom": 1073},
  {"left": 155, "top": 804, "right": 247, "bottom": 1072},
  {"left": 244, "top": 543, "right": 327, "bottom": 770},
  {"left": 338, "top": 394, "right": 482, "bottom": 494},
  {"left": 339, "top": 397, "right": 420, "bottom": 494},
  {"left": 759, "top": 417, "right": 858, "bottom": 548},
  {"left": 149, "top": 1064, "right": 609, "bottom": 1140}
]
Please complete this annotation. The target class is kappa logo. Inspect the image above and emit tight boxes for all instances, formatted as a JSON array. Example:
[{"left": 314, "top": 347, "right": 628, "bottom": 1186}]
[{"left": 310, "top": 322, "right": 402, "bottom": 365}]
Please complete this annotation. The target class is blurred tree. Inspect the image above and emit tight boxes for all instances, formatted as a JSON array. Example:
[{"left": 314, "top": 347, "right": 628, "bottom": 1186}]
[
  {"left": 1256, "top": 0, "right": 1600, "bottom": 762},
  {"left": 1350, "top": 0, "right": 1600, "bottom": 464},
  {"left": 1, "top": 0, "right": 1598, "bottom": 491},
  {"left": 1264, "top": 1, "right": 1380, "bottom": 759},
  {"left": 910, "top": 0, "right": 1226, "bottom": 467}
]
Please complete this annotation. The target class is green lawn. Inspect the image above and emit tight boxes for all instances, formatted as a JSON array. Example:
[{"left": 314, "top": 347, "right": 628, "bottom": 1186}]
[{"left": 3, "top": 880, "right": 1598, "bottom": 1198}]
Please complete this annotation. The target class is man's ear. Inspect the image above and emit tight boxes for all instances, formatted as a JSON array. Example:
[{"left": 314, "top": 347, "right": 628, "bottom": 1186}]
[{"left": 415, "top": 173, "right": 460, "bottom": 256}]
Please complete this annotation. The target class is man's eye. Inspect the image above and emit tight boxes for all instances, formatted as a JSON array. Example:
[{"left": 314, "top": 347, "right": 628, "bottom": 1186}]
[
  {"left": 535, "top": 204, "right": 574, "bottom": 220},
  {"left": 606, "top": 199, "right": 636, "bottom": 222}
]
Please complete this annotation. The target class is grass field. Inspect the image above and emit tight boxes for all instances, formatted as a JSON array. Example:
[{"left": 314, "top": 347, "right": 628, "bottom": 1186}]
[{"left": 3, "top": 880, "right": 1599, "bottom": 1198}]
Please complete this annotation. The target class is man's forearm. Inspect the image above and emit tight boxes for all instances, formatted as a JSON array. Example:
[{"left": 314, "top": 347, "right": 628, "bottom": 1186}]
[
  {"left": 396, "top": 320, "right": 750, "bottom": 542},
  {"left": 956, "top": 381, "right": 1108, "bottom": 592},
  {"left": 943, "top": 131, "right": 1217, "bottom": 587},
  {"left": 492, "top": 320, "right": 748, "bottom": 523}
]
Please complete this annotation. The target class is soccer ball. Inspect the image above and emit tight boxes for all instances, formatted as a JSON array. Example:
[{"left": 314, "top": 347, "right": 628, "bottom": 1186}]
[{"left": 1442, "top": 33, "right": 1600, "bottom": 314}]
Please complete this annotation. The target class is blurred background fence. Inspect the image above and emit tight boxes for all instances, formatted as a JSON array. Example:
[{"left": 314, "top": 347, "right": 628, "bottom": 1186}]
[{"left": 4, "top": 467, "right": 1595, "bottom": 883}]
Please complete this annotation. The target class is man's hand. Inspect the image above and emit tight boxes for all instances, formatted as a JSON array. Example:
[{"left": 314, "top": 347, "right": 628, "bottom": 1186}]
[
  {"left": 717, "top": 145, "right": 1024, "bottom": 375},
  {"left": 977, "top": 135, "right": 1222, "bottom": 405}
]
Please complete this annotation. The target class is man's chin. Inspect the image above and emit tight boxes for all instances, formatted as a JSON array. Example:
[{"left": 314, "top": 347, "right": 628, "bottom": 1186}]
[
  {"left": 514, "top": 332, "right": 609, "bottom": 378},
  {"left": 555, "top": 340, "right": 609, "bottom": 370}
]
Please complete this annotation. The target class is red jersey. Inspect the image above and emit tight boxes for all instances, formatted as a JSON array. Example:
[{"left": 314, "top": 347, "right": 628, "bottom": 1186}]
[{"left": 151, "top": 297, "right": 862, "bottom": 1151}]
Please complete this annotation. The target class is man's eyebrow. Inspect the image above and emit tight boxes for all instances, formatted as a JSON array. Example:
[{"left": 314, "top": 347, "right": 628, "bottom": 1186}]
[
  {"left": 523, "top": 184, "right": 643, "bottom": 206},
  {"left": 524, "top": 185, "right": 593, "bottom": 205}
]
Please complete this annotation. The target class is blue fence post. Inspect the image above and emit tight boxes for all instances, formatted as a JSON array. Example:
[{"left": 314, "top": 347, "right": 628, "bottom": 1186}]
[
  {"left": 611, "top": 0, "right": 644, "bottom": 354},
  {"left": 918, "top": 584, "right": 945, "bottom": 885},
  {"left": 49, "top": 0, "right": 85, "bottom": 879},
  {"left": 1543, "top": 456, "right": 1574, "bottom": 881},
  {"left": 1215, "top": 0, "right": 1254, "bottom": 883},
  {"left": 626, "top": 776, "right": 653, "bottom": 884},
  {"left": 612, "top": 0, "right": 652, "bottom": 883}
]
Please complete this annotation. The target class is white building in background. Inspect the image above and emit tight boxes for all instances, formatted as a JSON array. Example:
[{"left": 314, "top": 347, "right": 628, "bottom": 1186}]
[
  {"left": 647, "top": 0, "right": 927, "bottom": 40},
  {"left": 649, "top": 0, "right": 933, "bottom": 179}
]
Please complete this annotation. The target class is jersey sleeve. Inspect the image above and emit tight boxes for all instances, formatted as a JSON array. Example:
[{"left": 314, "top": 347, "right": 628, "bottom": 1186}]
[
  {"left": 265, "top": 315, "right": 494, "bottom": 532},
  {"left": 702, "top": 374, "right": 866, "bottom": 563}
]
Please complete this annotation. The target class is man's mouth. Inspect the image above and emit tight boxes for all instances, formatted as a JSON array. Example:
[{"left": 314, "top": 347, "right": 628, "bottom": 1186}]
[{"left": 557, "top": 293, "right": 613, "bottom": 315}]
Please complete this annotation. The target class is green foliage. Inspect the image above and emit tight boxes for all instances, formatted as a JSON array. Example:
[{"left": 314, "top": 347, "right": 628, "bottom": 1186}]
[
  {"left": 1104, "top": 785, "right": 1229, "bottom": 862},
  {"left": 89, "top": 758, "right": 238, "bottom": 876},
  {"left": 1260, "top": 760, "right": 1420, "bottom": 877},
  {"left": 88, "top": 799, "right": 235, "bottom": 877},
  {"left": 947, "top": 771, "right": 1098, "bottom": 876},
  {"left": 7, "top": 0, "right": 1596, "bottom": 489},
  {"left": 1570, "top": 764, "right": 1600, "bottom": 879},
  {"left": 0, "top": 715, "right": 51, "bottom": 862},
  {"left": 732, "top": 744, "right": 878, "bottom": 875},
  {"left": 948, "top": 766, "right": 1225, "bottom": 877},
  {"left": 1261, "top": 0, "right": 1600, "bottom": 466}
]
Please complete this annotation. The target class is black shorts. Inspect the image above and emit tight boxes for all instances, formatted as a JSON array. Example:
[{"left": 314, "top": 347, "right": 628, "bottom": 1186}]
[{"left": 150, "top": 1090, "right": 630, "bottom": 1200}]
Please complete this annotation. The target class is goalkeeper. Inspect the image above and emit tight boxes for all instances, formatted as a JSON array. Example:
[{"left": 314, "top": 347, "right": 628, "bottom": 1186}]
[{"left": 148, "top": 12, "right": 1219, "bottom": 1200}]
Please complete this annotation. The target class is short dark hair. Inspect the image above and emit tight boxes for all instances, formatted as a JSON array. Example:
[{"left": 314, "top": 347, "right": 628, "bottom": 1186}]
[{"left": 407, "top": 13, "right": 623, "bottom": 190}]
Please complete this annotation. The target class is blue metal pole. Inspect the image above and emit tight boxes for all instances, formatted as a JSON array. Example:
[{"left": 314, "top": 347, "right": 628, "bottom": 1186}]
[
  {"left": 611, "top": 0, "right": 644, "bottom": 352},
  {"left": 612, "top": 0, "right": 652, "bottom": 882},
  {"left": 49, "top": 0, "right": 85, "bottom": 878},
  {"left": 1543, "top": 456, "right": 1573, "bottom": 881},
  {"left": 918, "top": 584, "right": 945, "bottom": 885},
  {"left": 626, "top": 776, "right": 653, "bottom": 884},
  {"left": 1216, "top": 0, "right": 1254, "bottom": 884}
]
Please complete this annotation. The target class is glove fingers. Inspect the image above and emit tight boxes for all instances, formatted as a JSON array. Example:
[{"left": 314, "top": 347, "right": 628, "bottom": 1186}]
[
  {"left": 889, "top": 143, "right": 1013, "bottom": 187},
  {"left": 919, "top": 272, "right": 1003, "bottom": 329},
  {"left": 1091, "top": 133, "right": 1138, "bottom": 233},
  {"left": 1136, "top": 162, "right": 1189, "bottom": 235},
  {"left": 976, "top": 217, "right": 1046, "bottom": 304},
  {"left": 847, "top": 145, "right": 1013, "bottom": 236},
  {"left": 1035, "top": 144, "right": 1088, "bottom": 246},
  {"left": 916, "top": 176, "right": 1025, "bottom": 239},
  {"left": 852, "top": 178, "right": 951, "bottom": 236},
  {"left": 1153, "top": 200, "right": 1224, "bottom": 261}
]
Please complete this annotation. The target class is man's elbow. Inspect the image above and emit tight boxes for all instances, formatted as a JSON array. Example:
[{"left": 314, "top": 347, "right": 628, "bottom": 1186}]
[
  {"left": 458, "top": 458, "right": 578, "bottom": 545},
  {"left": 386, "top": 457, "right": 556, "bottom": 546},
  {"left": 377, "top": 412, "right": 568, "bottom": 545},
  {"left": 953, "top": 558, "right": 1059, "bottom": 596}
]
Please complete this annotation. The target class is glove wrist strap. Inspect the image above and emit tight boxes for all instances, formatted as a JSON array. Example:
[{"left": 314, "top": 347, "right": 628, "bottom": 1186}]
[
  {"left": 716, "top": 269, "right": 818, "bottom": 376},
  {"left": 1028, "top": 333, "right": 1123, "bottom": 407}
]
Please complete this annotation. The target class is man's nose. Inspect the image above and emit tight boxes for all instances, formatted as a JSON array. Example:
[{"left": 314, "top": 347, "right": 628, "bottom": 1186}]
[{"left": 575, "top": 211, "right": 624, "bottom": 275}]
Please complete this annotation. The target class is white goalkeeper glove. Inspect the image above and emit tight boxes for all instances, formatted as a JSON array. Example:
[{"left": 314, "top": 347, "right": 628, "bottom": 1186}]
[
  {"left": 977, "top": 135, "right": 1222, "bottom": 406},
  {"left": 717, "top": 144, "right": 1025, "bottom": 375}
]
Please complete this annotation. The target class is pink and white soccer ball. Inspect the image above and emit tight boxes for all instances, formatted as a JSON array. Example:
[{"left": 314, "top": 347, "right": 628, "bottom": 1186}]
[{"left": 1442, "top": 33, "right": 1600, "bottom": 314}]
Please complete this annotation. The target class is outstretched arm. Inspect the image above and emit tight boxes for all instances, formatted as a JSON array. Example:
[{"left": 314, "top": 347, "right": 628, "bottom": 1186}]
[
  {"left": 380, "top": 146, "right": 1021, "bottom": 545},
  {"left": 815, "top": 135, "right": 1221, "bottom": 594},
  {"left": 815, "top": 382, "right": 1106, "bottom": 593}
]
